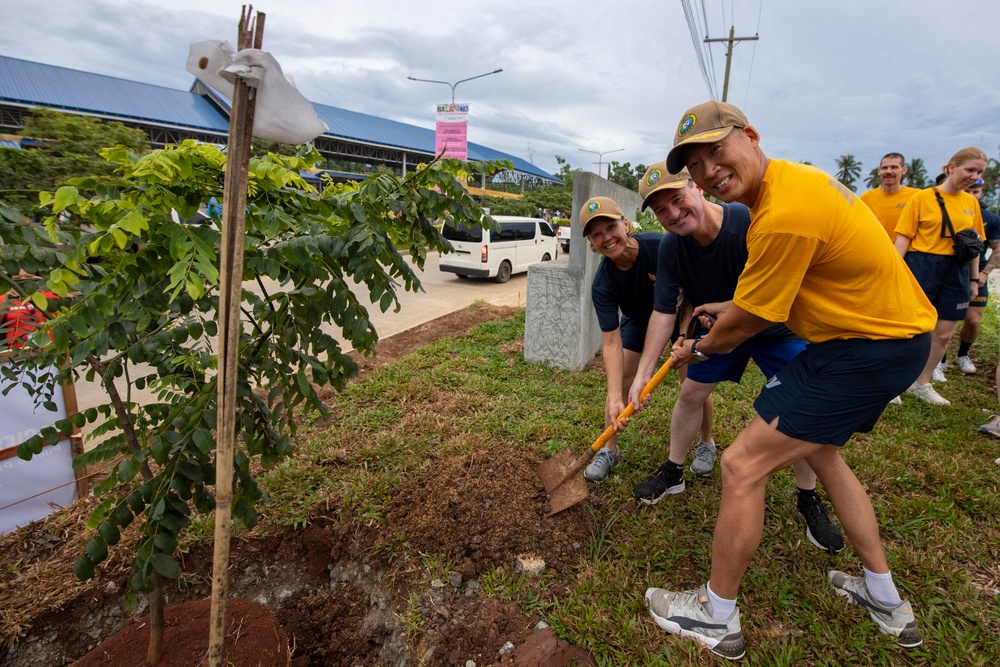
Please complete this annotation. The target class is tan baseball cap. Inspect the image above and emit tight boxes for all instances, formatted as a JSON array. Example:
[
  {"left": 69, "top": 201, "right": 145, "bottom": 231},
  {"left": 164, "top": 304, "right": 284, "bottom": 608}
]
[
  {"left": 578, "top": 196, "right": 624, "bottom": 236},
  {"left": 665, "top": 100, "right": 749, "bottom": 174},
  {"left": 639, "top": 161, "right": 691, "bottom": 211}
]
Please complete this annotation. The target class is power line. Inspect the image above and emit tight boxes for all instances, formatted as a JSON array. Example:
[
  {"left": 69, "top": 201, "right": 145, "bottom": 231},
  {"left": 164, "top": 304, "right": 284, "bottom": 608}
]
[
  {"left": 742, "top": 0, "right": 765, "bottom": 109},
  {"left": 682, "top": 0, "right": 716, "bottom": 99}
]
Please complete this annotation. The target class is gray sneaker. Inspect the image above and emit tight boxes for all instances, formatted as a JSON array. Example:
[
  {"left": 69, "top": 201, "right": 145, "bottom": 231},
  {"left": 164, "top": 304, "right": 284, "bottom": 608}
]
[
  {"left": 828, "top": 571, "right": 922, "bottom": 648},
  {"left": 645, "top": 584, "right": 745, "bottom": 660},
  {"left": 690, "top": 440, "right": 717, "bottom": 477},
  {"left": 584, "top": 447, "right": 619, "bottom": 482},
  {"left": 979, "top": 416, "right": 1000, "bottom": 438}
]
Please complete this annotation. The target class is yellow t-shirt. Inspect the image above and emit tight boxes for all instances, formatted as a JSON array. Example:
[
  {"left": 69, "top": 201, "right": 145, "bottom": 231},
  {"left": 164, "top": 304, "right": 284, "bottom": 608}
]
[
  {"left": 859, "top": 186, "right": 919, "bottom": 239},
  {"left": 894, "top": 187, "right": 986, "bottom": 255},
  {"left": 734, "top": 160, "right": 936, "bottom": 343}
]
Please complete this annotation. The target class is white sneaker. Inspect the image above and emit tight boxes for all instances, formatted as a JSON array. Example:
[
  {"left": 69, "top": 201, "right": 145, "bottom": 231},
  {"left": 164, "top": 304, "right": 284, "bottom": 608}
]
[
  {"left": 907, "top": 382, "right": 950, "bottom": 406},
  {"left": 889, "top": 395, "right": 903, "bottom": 405},
  {"left": 957, "top": 356, "right": 977, "bottom": 374},
  {"left": 932, "top": 363, "right": 947, "bottom": 383}
]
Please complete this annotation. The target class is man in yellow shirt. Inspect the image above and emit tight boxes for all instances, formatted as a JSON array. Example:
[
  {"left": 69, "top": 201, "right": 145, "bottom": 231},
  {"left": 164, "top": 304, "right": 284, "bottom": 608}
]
[
  {"left": 637, "top": 100, "right": 935, "bottom": 659},
  {"left": 860, "top": 153, "right": 919, "bottom": 240}
]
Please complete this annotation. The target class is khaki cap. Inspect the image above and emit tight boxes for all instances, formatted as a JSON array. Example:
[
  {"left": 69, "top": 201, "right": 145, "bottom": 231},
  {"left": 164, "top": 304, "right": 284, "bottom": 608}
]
[
  {"left": 666, "top": 100, "right": 749, "bottom": 174},
  {"left": 578, "top": 196, "right": 624, "bottom": 235},
  {"left": 639, "top": 161, "right": 691, "bottom": 211}
]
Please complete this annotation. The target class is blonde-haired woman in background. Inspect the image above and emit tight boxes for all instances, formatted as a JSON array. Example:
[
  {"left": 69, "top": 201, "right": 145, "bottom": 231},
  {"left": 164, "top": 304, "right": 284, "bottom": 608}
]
[{"left": 894, "top": 147, "right": 987, "bottom": 405}]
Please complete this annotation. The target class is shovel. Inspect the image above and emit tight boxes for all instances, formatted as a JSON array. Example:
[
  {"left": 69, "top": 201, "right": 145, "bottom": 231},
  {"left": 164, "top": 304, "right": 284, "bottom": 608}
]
[{"left": 538, "top": 356, "right": 675, "bottom": 516}]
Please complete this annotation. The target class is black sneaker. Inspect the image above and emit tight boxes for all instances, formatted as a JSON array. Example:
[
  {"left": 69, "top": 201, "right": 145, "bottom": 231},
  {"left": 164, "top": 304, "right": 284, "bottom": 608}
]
[
  {"left": 797, "top": 493, "right": 844, "bottom": 554},
  {"left": 633, "top": 462, "right": 685, "bottom": 505}
]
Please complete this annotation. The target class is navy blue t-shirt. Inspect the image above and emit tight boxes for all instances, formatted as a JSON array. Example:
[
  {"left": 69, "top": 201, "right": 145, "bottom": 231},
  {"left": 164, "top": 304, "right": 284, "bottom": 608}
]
[
  {"left": 591, "top": 232, "right": 662, "bottom": 333},
  {"left": 980, "top": 207, "right": 1000, "bottom": 265},
  {"left": 653, "top": 203, "right": 795, "bottom": 340}
]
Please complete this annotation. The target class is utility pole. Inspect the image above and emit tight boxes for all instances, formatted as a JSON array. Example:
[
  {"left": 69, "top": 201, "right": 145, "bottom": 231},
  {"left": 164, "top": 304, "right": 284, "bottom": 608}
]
[{"left": 704, "top": 27, "right": 758, "bottom": 103}]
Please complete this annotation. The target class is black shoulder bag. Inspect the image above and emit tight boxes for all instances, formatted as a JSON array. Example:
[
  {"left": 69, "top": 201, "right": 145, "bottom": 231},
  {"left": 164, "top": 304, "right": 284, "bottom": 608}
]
[{"left": 935, "top": 187, "right": 983, "bottom": 267}]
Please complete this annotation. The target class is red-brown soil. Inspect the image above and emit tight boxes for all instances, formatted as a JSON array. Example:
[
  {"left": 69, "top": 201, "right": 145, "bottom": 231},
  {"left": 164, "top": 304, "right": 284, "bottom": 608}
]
[{"left": 0, "top": 304, "right": 596, "bottom": 667}]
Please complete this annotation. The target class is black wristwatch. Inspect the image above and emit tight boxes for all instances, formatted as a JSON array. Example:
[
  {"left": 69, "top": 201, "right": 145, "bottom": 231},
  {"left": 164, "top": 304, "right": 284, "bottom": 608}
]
[{"left": 691, "top": 339, "right": 710, "bottom": 362}]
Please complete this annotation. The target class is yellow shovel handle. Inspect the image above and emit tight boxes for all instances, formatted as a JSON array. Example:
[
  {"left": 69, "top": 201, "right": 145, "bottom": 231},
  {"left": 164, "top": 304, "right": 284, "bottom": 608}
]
[{"left": 590, "top": 356, "right": 675, "bottom": 453}]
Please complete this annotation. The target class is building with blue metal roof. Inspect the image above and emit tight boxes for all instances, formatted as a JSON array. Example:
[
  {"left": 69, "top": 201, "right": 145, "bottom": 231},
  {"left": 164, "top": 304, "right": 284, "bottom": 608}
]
[{"left": 0, "top": 55, "right": 558, "bottom": 186}]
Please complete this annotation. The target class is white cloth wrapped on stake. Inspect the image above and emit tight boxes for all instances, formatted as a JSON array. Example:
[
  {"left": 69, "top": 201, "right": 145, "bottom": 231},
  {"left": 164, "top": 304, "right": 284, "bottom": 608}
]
[{"left": 186, "top": 40, "right": 328, "bottom": 145}]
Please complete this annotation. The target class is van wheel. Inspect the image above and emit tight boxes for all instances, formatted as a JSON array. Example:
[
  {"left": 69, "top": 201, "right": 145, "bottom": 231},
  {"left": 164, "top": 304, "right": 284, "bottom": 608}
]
[
  {"left": 494, "top": 260, "right": 512, "bottom": 283},
  {"left": 456, "top": 274, "right": 469, "bottom": 279},
  {"left": 541, "top": 253, "right": 551, "bottom": 261}
]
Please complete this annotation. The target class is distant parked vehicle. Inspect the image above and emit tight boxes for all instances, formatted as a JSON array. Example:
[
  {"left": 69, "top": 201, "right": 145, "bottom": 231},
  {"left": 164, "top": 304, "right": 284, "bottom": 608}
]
[
  {"left": 556, "top": 223, "right": 572, "bottom": 252},
  {"left": 440, "top": 216, "right": 558, "bottom": 283}
]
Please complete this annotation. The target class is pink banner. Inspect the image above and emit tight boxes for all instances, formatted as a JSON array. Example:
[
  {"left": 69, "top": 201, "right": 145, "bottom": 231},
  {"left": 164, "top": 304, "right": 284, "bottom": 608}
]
[{"left": 435, "top": 103, "right": 469, "bottom": 160}]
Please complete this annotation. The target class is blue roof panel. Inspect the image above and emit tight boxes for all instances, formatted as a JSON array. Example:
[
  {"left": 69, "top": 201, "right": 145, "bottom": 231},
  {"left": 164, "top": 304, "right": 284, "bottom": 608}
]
[
  {"left": 0, "top": 55, "right": 557, "bottom": 181},
  {"left": 0, "top": 56, "right": 230, "bottom": 133}
]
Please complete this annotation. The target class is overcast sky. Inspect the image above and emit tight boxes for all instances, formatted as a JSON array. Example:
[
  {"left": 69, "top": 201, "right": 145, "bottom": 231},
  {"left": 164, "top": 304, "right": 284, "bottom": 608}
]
[{"left": 4, "top": 0, "right": 999, "bottom": 182}]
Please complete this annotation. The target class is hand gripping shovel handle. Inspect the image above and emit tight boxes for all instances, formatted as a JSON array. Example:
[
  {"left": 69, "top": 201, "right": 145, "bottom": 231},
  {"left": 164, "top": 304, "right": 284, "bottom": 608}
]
[{"left": 588, "top": 356, "right": 675, "bottom": 453}]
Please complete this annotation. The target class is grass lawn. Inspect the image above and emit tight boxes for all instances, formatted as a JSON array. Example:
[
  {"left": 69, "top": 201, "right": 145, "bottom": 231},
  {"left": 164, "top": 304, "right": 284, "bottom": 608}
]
[{"left": 253, "top": 305, "right": 1000, "bottom": 666}]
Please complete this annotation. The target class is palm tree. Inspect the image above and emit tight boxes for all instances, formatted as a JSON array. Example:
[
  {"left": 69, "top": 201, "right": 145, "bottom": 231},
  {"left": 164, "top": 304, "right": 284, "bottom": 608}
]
[
  {"left": 981, "top": 157, "right": 1000, "bottom": 213},
  {"left": 865, "top": 167, "right": 880, "bottom": 190},
  {"left": 835, "top": 154, "right": 862, "bottom": 192},
  {"left": 904, "top": 158, "right": 928, "bottom": 188}
]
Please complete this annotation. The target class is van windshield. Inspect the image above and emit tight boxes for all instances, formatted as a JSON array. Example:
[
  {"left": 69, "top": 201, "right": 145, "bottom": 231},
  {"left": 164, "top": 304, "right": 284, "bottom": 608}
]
[{"left": 442, "top": 222, "right": 483, "bottom": 243}]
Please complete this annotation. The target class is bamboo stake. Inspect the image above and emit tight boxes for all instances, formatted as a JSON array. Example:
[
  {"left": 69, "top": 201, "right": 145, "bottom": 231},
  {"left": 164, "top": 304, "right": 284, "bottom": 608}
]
[{"left": 207, "top": 6, "right": 264, "bottom": 666}]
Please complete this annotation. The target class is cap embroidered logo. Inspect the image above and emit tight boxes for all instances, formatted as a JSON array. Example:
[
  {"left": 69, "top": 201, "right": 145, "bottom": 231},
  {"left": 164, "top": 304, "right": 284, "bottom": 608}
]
[
  {"left": 586, "top": 200, "right": 601, "bottom": 213},
  {"left": 678, "top": 114, "right": 697, "bottom": 137},
  {"left": 646, "top": 169, "right": 662, "bottom": 186}
]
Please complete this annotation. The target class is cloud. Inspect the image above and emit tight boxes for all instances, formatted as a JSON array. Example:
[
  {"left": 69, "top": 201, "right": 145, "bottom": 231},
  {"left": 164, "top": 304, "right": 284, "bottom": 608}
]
[{"left": 3, "top": 0, "right": 998, "bottom": 178}]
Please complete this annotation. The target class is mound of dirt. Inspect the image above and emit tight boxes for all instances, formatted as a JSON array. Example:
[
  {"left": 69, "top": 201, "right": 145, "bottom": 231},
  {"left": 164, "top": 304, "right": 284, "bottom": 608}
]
[
  {"left": 383, "top": 449, "right": 594, "bottom": 577},
  {"left": 71, "top": 597, "right": 289, "bottom": 667}
]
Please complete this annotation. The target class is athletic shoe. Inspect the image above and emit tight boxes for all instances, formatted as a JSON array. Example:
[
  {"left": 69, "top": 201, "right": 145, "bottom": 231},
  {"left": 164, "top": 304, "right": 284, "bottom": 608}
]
[
  {"left": 632, "top": 462, "right": 685, "bottom": 505},
  {"left": 907, "top": 382, "right": 950, "bottom": 406},
  {"left": 931, "top": 363, "right": 947, "bottom": 383},
  {"left": 889, "top": 395, "right": 903, "bottom": 405},
  {"left": 584, "top": 447, "right": 619, "bottom": 482},
  {"left": 797, "top": 494, "right": 844, "bottom": 554},
  {"left": 957, "top": 355, "right": 977, "bottom": 374},
  {"left": 645, "top": 584, "right": 746, "bottom": 660},
  {"left": 828, "top": 571, "right": 922, "bottom": 648},
  {"left": 979, "top": 415, "right": 1000, "bottom": 438},
  {"left": 690, "top": 440, "right": 717, "bottom": 476}
]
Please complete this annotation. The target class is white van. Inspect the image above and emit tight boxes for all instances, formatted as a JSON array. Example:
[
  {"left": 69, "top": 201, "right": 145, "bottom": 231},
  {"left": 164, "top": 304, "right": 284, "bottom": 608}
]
[{"left": 439, "top": 216, "right": 558, "bottom": 283}]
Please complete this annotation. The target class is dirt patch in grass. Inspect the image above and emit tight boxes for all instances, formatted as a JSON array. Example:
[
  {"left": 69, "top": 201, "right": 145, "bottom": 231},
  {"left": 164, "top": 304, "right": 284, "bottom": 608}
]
[{"left": 1, "top": 303, "right": 597, "bottom": 667}]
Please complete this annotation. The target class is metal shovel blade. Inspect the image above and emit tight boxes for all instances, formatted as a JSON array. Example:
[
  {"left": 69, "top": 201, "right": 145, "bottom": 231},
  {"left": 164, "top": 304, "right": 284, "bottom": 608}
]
[{"left": 537, "top": 446, "right": 592, "bottom": 516}]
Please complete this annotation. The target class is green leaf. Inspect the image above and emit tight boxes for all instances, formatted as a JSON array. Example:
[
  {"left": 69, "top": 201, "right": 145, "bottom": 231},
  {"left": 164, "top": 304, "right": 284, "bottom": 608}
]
[
  {"left": 73, "top": 555, "right": 95, "bottom": 581},
  {"left": 117, "top": 208, "right": 148, "bottom": 235},
  {"left": 149, "top": 553, "right": 181, "bottom": 579},
  {"left": 98, "top": 521, "right": 121, "bottom": 546},
  {"left": 118, "top": 456, "right": 141, "bottom": 482},
  {"left": 192, "top": 428, "right": 215, "bottom": 456},
  {"left": 85, "top": 536, "right": 108, "bottom": 564},
  {"left": 112, "top": 504, "right": 134, "bottom": 528},
  {"left": 52, "top": 186, "right": 79, "bottom": 213}
]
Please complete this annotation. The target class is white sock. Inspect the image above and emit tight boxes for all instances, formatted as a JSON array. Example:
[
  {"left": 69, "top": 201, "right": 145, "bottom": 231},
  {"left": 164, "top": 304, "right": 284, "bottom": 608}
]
[
  {"left": 863, "top": 567, "right": 902, "bottom": 607},
  {"left": 706, "top": 582, "right": 737, "bottom": 620}
]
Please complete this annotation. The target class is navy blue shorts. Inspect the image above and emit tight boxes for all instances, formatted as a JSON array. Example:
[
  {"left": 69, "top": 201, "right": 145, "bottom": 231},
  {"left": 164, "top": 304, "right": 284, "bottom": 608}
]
[
  {"left": 754, "top": 333, "right": 931, "bottom": 447},
  {"left": 688, "top": 335, "right": 808, "bottom": 384},
  {"left": 905, "top": 251, "right": 970, "bottom": 321},
  {"left": 969, "top": 281, "right": 989, "bottom": 308},
  {"left": 620, "top": 315, "right": 647, "bottom": 353}
]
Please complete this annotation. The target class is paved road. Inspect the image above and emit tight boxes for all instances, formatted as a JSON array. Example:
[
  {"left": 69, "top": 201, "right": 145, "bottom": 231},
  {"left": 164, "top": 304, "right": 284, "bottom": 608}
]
[{"left": 72, "top": 252, "right": 535, "bottom": 443}]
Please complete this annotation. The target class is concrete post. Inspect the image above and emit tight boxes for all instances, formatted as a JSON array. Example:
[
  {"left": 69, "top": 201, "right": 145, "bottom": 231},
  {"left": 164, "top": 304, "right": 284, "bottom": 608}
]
[{"left": 524, "top": 171, "right": 644, "bottom": 370}]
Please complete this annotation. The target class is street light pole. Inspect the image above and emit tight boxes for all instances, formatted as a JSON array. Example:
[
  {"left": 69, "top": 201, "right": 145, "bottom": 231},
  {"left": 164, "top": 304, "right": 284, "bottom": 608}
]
[
  {"left": 407, "top": 68, "right": 504, "bottom": 104},
  {"left": 579, "top": 147, "right": 625, "bottom": 179}
]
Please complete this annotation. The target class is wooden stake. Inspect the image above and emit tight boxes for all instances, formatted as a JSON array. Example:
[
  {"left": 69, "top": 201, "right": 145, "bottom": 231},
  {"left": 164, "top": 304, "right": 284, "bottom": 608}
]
[{"left": 207, "top": 6, "right": 264, "bottom": 666}]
